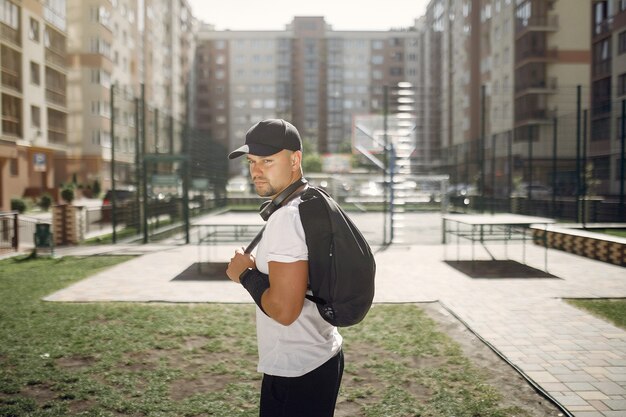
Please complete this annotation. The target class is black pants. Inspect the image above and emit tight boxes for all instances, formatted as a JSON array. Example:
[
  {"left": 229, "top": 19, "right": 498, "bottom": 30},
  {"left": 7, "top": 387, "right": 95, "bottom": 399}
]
[{"left": 259, "top": 350, "right": 344, "bottom": 417}]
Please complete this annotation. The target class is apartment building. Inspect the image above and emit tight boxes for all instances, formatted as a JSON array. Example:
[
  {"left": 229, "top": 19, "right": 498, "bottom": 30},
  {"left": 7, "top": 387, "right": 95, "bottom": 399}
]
[
  {"left": 418, "top": 0, "right": 481, "bottom": 183},
  {"left": 416, "top": 3, "right": 443, "bottom": 175},
  {"left": 591, "top": 0, "right": 626, "bottom": 196},
  {"left": 0, "top": 0, "right": 68, "bottom": 212},
  {"left": 422, "top": 0, "right": 590, "bottom": 196},
  {"left": 512, "top": 0, "right": 590, "bottom": 193},
  {"left": 193, "top": 17, "right": 422, "bottom": 176},
  {"left": 64, "top": 0, "right": 194, "bottom": 192}
]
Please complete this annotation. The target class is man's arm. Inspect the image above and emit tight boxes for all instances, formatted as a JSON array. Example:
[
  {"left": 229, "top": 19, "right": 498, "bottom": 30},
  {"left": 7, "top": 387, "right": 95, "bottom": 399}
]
[{"left": 262, "top": 260, "right": 308, "bottom": 326}]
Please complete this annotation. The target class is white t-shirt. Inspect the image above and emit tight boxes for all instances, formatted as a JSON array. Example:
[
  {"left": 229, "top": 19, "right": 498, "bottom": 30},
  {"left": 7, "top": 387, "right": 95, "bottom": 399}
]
[{"left": 254, "top": 195, "right": 343, "bottom": 377}]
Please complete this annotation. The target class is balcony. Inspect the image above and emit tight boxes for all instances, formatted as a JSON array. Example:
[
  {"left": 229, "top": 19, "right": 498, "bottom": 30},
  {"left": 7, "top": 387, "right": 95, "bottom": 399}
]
[
  {"left": 45, "top": 47, "right": 66, "bottom": 69},
  {"left": 594, "top": 18, "right": 612, "bottom": 38},
  {"left": 45, "top": 87, "right": 66, "bottom": 107},
  {"left": 0, "top": 68, "right": 21, "bottom": 93},
  {"left": 1, "top": 117, "right": 21, "bottom": 137},
  {"left": 515, "top": 77, "right": 558, "bottom": 96},
  {"left": 47, "top": 127, "right": 67, "bottom": 145},
  {"left": 0, "top": 23, "right": 20, "bottom": 47},
  {"left": 592, "top": 60, "right": 612, "bottom": 79},
  {"left": 515, "top": 48, "right": 558, "bottom": 66},
  {"left": 516, "top": 15, "right": 559, "bottom": 36}
]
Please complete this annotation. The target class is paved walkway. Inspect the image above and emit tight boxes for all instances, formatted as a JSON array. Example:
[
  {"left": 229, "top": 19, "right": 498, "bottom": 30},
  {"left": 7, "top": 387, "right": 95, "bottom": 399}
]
[{"left": 43, "top": 238, "right": 626, "bottom": 417}]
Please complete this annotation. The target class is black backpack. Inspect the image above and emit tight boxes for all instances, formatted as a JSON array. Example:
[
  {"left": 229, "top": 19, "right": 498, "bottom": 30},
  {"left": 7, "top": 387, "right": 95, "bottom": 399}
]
[
  {"left": 298, "top": 187, "right": 376, "bottom": 327},
  {"left": 245, "top": 182, "right": 376, "bottom": 327}
]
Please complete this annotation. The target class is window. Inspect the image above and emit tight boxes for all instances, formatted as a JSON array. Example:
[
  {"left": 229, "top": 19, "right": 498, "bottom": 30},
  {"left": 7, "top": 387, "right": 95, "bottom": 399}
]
[
  {"left": 619, "top": 31, "right": 626, "bottom": 55},
  {"left": 31, "top": 105, "right": 40, "bottom": 127},
  {"left": 9, "top": 159, "right": 18, "bottom": 176},
  {"left": 90, "top": 69, "right": 111, "bottom": 87},
  {"left": 1, "top": 93, "right": 21, "bottom": 136},
  {"left": 594, "top": 1, "right": 608, "bottom": 35},
  {"left": 30, "top": 62, "right": 40, "bottom": 85},
  {"left": 29, "top": 18, "right": 39, "bottom": 41},
  {"left": 619, "top": 73, "right": 626, "bottom": 96},
  {"left": 372, "top": 40, "right": 384, "bottom": 49},
  {"left": 0, "top": 0, "right": 19, "bottom": 29}
]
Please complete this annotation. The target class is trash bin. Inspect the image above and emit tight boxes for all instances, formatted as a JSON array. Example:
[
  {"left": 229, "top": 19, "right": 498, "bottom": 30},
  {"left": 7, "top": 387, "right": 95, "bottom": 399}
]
[{"left": 34, "top": 223, "right": 54, "bottom": 256}]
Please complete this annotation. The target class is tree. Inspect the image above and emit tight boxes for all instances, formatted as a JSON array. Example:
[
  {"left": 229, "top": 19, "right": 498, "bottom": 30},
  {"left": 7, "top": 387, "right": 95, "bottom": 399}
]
[
  {"left": 303, "top": 153, "right": 323, "bottom": 173},
  {"left": 300, "top": 138, "right": 323, "bottom": 173}
]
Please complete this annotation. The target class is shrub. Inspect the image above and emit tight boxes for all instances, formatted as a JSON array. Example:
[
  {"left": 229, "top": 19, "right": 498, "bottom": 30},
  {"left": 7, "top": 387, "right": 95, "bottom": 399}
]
[
  {"left": 92, "top": 179, "right": 101, "bottom": 197},
  {"left": 10, "top": 198, "right": 26, "bottom": 214},
  {"left": 39, "top": 194, "right": 53, "bottom": 211},
  {"left": 61, "top": 187, "right": 75, "bottom": 204}
]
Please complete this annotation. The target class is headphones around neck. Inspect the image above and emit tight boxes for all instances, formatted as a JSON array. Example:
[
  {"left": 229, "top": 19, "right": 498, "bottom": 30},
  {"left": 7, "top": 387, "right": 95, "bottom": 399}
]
[{"left": 259, "top": 177, "right": 308, "bottom": 221}]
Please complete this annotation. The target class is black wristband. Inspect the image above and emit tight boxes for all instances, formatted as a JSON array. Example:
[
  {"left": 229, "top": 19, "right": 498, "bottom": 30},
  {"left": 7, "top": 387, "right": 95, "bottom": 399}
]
[{"left": 239, "top": 268, "right": 270, "bottom": 315}]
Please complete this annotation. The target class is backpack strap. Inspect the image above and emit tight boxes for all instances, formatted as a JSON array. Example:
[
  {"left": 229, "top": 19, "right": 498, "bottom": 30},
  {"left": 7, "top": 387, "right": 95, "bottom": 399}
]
[{"left": 305, "top": 294, "right": 326, "bottom": 305}]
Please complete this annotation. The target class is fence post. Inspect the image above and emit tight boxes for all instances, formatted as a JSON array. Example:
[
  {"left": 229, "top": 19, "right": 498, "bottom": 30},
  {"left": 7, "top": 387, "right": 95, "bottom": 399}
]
[
  {"left": 141, "top": 84, "right": 149, "bottom": 244},
  {"left": 12, "top": 212, "right": 18, "bottom": 250},
  {"left": 134, "top": 96, "right": 141, "bottom": 234},
  {"left": 110, "top": 83, "right": 117, "bottom": 244},
  {"left": 576, "top": 85, "right": 582, "bottom": 223},
  {"left": 480, "top": 84, "right": 486, "bottom": 213},
  {"left": 582, "top": 109, "right": 588, "bottom": 227},
  {"left": 552, "top": 117, "right": 558, "bottom": 219},
  {"left": 491, "top": 133, "right": 496, "bottom": 214},
  {"left": 619, "top": 99, "right": 626, "bottom": 221}
]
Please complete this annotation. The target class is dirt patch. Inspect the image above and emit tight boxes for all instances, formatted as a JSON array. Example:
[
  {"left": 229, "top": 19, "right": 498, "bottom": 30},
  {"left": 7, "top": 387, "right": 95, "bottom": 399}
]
[
  {"left": 170, "top": 373, "right": 250, "bottom": 402},
  {"left": 56, "top": 355, "right": 96, "bottom": 370},
  {"left": 166, "top": 343, "right": 260, "bottom": 401},
  {"left": 20, "top": 383, "right": 56, "bottom": 406},
  {"left": 420, "top": 302, "right": 564, "bottom": 417}
]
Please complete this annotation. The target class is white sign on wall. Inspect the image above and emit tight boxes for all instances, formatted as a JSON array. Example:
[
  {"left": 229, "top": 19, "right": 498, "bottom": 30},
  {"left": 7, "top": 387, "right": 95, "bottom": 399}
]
[{"left": 33, "top": 153, "right": 46, "bottom": 172}]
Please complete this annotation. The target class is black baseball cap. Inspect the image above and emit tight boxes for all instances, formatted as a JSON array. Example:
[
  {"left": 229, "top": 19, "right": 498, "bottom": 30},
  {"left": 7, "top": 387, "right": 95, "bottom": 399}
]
[{"left": 228, "top": 119, "right": 302, "bottom": 159}]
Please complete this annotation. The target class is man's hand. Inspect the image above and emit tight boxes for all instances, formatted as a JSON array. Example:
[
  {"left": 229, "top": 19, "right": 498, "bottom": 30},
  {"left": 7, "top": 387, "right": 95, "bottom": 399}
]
[{"left": 226, "top": 248, "right": 256, "bottom": 283}]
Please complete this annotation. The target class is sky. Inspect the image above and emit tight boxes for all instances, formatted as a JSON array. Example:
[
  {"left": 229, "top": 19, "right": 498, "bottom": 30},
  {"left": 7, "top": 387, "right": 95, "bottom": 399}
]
[{"left": 187, "top": 0, "right": 430, "bottom": 31}]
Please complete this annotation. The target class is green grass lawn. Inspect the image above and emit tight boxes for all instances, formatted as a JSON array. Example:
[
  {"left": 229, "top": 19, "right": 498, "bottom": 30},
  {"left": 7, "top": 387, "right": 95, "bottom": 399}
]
[
  {"left": 567, "top": 299, "right": 626, "bottom": 330},
  {"left": 594, "top": 229, "right": 626, "bottom": 239},
  {"left": 0, "top": 255, "right": 544, "bottom": 417}
]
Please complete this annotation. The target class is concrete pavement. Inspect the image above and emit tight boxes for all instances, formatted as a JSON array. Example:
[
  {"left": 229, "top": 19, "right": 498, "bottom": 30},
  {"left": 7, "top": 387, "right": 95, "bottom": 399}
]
[{"left": 42, "top": 219, "right": 626, "bottom": 417}]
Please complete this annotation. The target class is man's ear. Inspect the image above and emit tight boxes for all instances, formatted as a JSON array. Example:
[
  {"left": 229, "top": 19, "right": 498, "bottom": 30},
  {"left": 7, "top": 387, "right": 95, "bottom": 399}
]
[{"left": 291, "top": 151, "right": 302, "bottom": 170}]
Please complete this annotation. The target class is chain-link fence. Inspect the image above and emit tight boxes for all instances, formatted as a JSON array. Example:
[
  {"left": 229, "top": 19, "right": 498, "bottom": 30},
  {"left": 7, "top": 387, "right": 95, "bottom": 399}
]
[
  {"left": 102, "top": 84, "right": 228, "bottom": 243},
  {"left": 443, "top": 85, "right": 625, "bottom": 223}
]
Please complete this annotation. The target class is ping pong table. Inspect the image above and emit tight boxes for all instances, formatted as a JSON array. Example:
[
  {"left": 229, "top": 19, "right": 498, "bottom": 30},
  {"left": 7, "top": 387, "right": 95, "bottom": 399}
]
[{"left": 442, "top": 213, "right": 555, "bottom": 271}]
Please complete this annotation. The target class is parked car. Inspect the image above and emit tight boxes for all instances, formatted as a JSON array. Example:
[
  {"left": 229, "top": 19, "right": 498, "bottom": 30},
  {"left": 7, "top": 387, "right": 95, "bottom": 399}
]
[
  {"left": 102, "top": 189, "right": 136, "bottom": 207},
  {"left": 101, "top": 188, "right": 137, "bottom": 224}
]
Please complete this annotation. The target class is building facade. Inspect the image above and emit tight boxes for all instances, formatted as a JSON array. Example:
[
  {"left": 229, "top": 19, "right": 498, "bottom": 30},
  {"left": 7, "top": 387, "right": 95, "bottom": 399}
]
[
  {"left": 1, "top": 0, "right": 68, "bottom": 211},
  {"left": 424, "top": 0, "right": 591, "bottom": 197},
  {"left": 64, "top": 0, "right": 194, "bottom": 192},
  {"left": 193, "top": 17, "right": 423, "bottom": 176},
  {"left": 591, "top": 0, "right": 626, "bottom": 196}
]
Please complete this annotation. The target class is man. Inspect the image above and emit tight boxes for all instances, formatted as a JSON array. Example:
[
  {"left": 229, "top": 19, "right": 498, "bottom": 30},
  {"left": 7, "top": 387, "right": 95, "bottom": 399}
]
[{"left": 226, "top": 119, "right": 344, "bottom": 417}]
